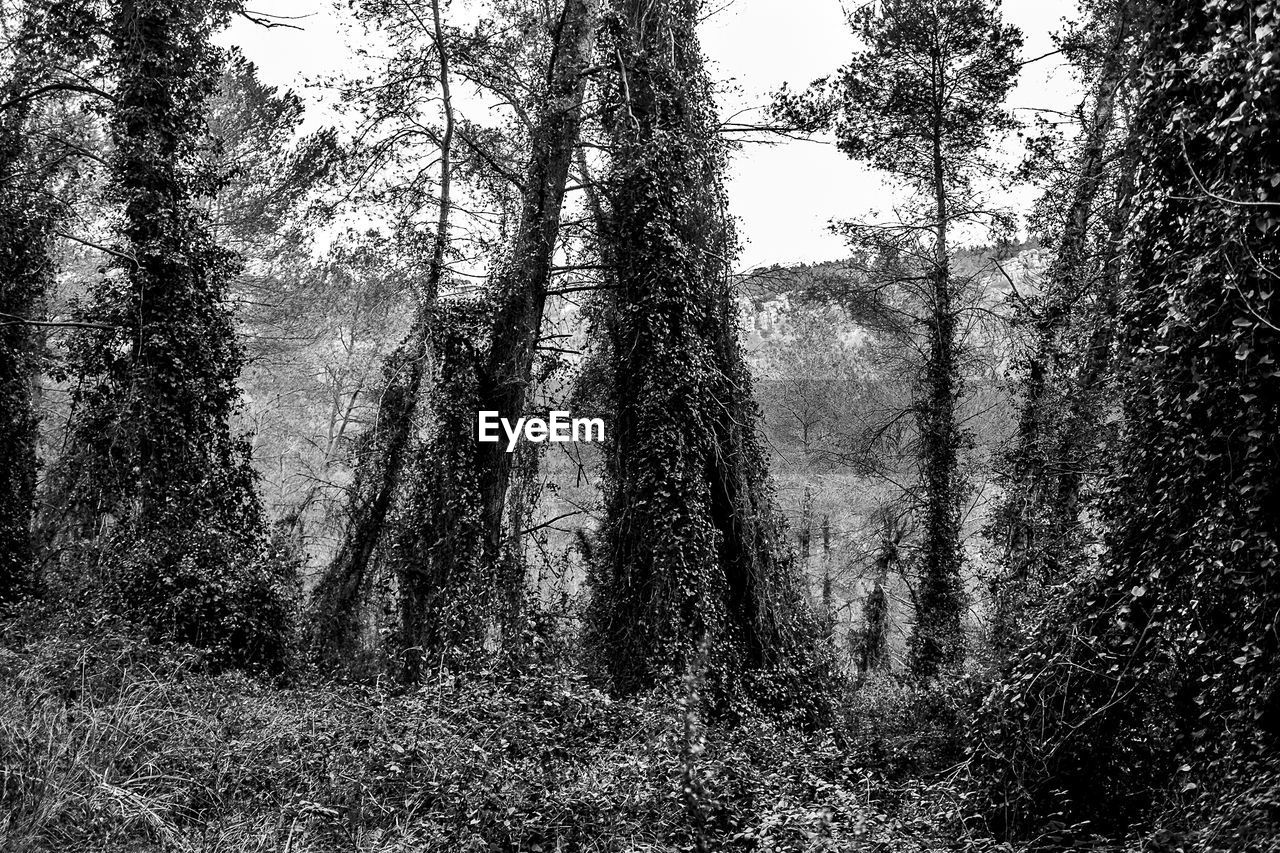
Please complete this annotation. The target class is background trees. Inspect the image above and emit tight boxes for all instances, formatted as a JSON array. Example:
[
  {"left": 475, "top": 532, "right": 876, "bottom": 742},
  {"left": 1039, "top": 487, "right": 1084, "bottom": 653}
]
[{"left": 774, "top": 0, "right": 1021, "bottom": 678}]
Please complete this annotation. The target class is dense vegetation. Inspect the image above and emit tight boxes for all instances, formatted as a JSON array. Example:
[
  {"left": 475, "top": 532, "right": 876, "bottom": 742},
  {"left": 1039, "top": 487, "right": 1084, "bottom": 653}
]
[{"left": 1, "top": 0, "right": 1276, "bottom": 849}]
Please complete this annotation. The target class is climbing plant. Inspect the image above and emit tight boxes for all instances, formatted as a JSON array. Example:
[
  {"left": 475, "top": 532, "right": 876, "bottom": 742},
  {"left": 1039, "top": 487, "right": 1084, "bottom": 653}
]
[
  {"left": 587, "top": 0, "right": 823, "bottom": 715},
  {"left": 52, "top": 0, "right": 292, "bottom": 669},
  {"left": 973, "top": 0, "right": 1280, "bottom": 838}
]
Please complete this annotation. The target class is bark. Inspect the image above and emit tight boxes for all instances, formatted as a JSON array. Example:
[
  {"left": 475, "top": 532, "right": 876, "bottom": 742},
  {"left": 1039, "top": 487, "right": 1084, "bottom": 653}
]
[
  {"left": 908, "top": 50, "right": 965, "bottom": 678},
  {"left": 475, "top": 0, "right": 598, "bottom": 593}
]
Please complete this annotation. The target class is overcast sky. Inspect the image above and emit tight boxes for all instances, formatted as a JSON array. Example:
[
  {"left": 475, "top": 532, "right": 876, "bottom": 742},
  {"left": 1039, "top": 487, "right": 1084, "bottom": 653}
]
[{"left": 222, "top": 0, "right": 1082, "bottom": 269}]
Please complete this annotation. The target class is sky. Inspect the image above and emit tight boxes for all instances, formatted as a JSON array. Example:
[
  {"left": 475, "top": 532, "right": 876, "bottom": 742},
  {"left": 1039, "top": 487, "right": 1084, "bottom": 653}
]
[{"left": 221, "top": 0, "right": 1083, "bottom": 269}]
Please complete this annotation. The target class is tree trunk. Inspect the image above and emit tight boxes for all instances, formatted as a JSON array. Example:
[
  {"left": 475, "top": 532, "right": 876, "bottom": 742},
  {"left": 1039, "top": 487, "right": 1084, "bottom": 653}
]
[
  {"left": 908, "top": 63, "right": 965, "bottom": 678},
  {"left": 991, "top": 2, "right": 1131, "bottom": 651},
  {"left": 590, "top": 0, "right": 817, "bottom": 708},
  {"left": 475, "top": 0, "right": 598, "bottom": 603}
]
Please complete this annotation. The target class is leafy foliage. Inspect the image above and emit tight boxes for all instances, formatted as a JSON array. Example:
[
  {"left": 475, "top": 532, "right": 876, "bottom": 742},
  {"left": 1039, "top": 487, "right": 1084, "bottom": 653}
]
[
  {"left": 0, "top": 0, "right": 103, "bottom": 603},
  {"left": 0, "top": 627, "right": 976, "bottom": 852},
  {"left": 973, "top": 0, "right": 1280, "bottom": 837},
  {"left": 586, "top": 0, "right": 825, "bottom": 713},
  {"left": 46, "top": 0, "right": 290, "bottom": 667}
]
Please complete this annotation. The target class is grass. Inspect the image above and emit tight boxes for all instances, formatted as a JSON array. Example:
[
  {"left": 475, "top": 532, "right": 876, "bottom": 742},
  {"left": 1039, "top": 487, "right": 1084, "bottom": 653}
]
[
  {"left": 8, "top": 622, "right": 1272, "bottom": 851},
  {"left": 0, "top": 622, "right": 979, "bottom": 852}
]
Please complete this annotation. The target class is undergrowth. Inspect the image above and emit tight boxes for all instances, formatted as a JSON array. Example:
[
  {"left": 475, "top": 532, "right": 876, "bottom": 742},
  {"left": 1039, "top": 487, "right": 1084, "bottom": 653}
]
[
  {"left": 4, "top": 620, "right": 1269, "bottom": 851},
  {"left": 0, "top": 617, "right": 980, "bottom": 852}
]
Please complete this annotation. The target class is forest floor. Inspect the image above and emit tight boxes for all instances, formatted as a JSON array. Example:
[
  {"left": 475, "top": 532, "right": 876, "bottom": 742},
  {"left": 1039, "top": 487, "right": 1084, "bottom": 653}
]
[{"left": 0, "top": 621, "right": 1073, "bottom": 852}]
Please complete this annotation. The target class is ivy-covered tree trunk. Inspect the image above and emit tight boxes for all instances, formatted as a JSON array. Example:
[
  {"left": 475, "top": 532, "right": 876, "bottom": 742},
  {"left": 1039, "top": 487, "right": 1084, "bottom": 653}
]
[
  {"left": 392, "top": 302, "right": 488, "bottom": 682},
  {"left": 976, "top": 0, "right": 1280, "bottom": 834},
  {"left": 589, "top": 0, "right": 816, "bottom": 708},
  {"left": 62, "top": 0, "right": 252, "bottom": 526},
  {"left": 0, "top": 68, "right": 48, "bottom": 606},
  {"left": 52, "top": 0, "right": 288, "bottom": 666},
  {"left": 990, "top": 0, "right": 1133, "bottom": 652},
  {"left": 907, "top": 128, "right": 965, "bottom": 677},
  {"left": 398, "top": 0, "right": 600, "bottom": 677}
]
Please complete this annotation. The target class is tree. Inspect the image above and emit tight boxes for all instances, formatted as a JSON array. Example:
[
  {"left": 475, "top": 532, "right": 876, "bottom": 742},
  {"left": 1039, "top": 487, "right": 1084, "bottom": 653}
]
[
  {"left": 774, "top": 0, "right": 1021, "bottom": 679},
  {"left": 975, "top": 0, "right": 1280, "bottom": 836},
  {"left": 396, "top": 0, "right": 600, "bottom": 677},
  {"left": 987, "top": 0, "right": 1138, "bottom": 653},
  {"left": 311, "top": 0, "right": 600, "bottom": 677},
  {"left": 587, "top": 0, "right": 819, "bottom": 711},
  {"left": 49, "top": 0, "right": 291, "bottom": 666},
  {"left": 0, "top": 0, "right": 105, "bottom": 604},
  {"left": 475, "top": 0, "right": 598, "bottom": 595}
]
